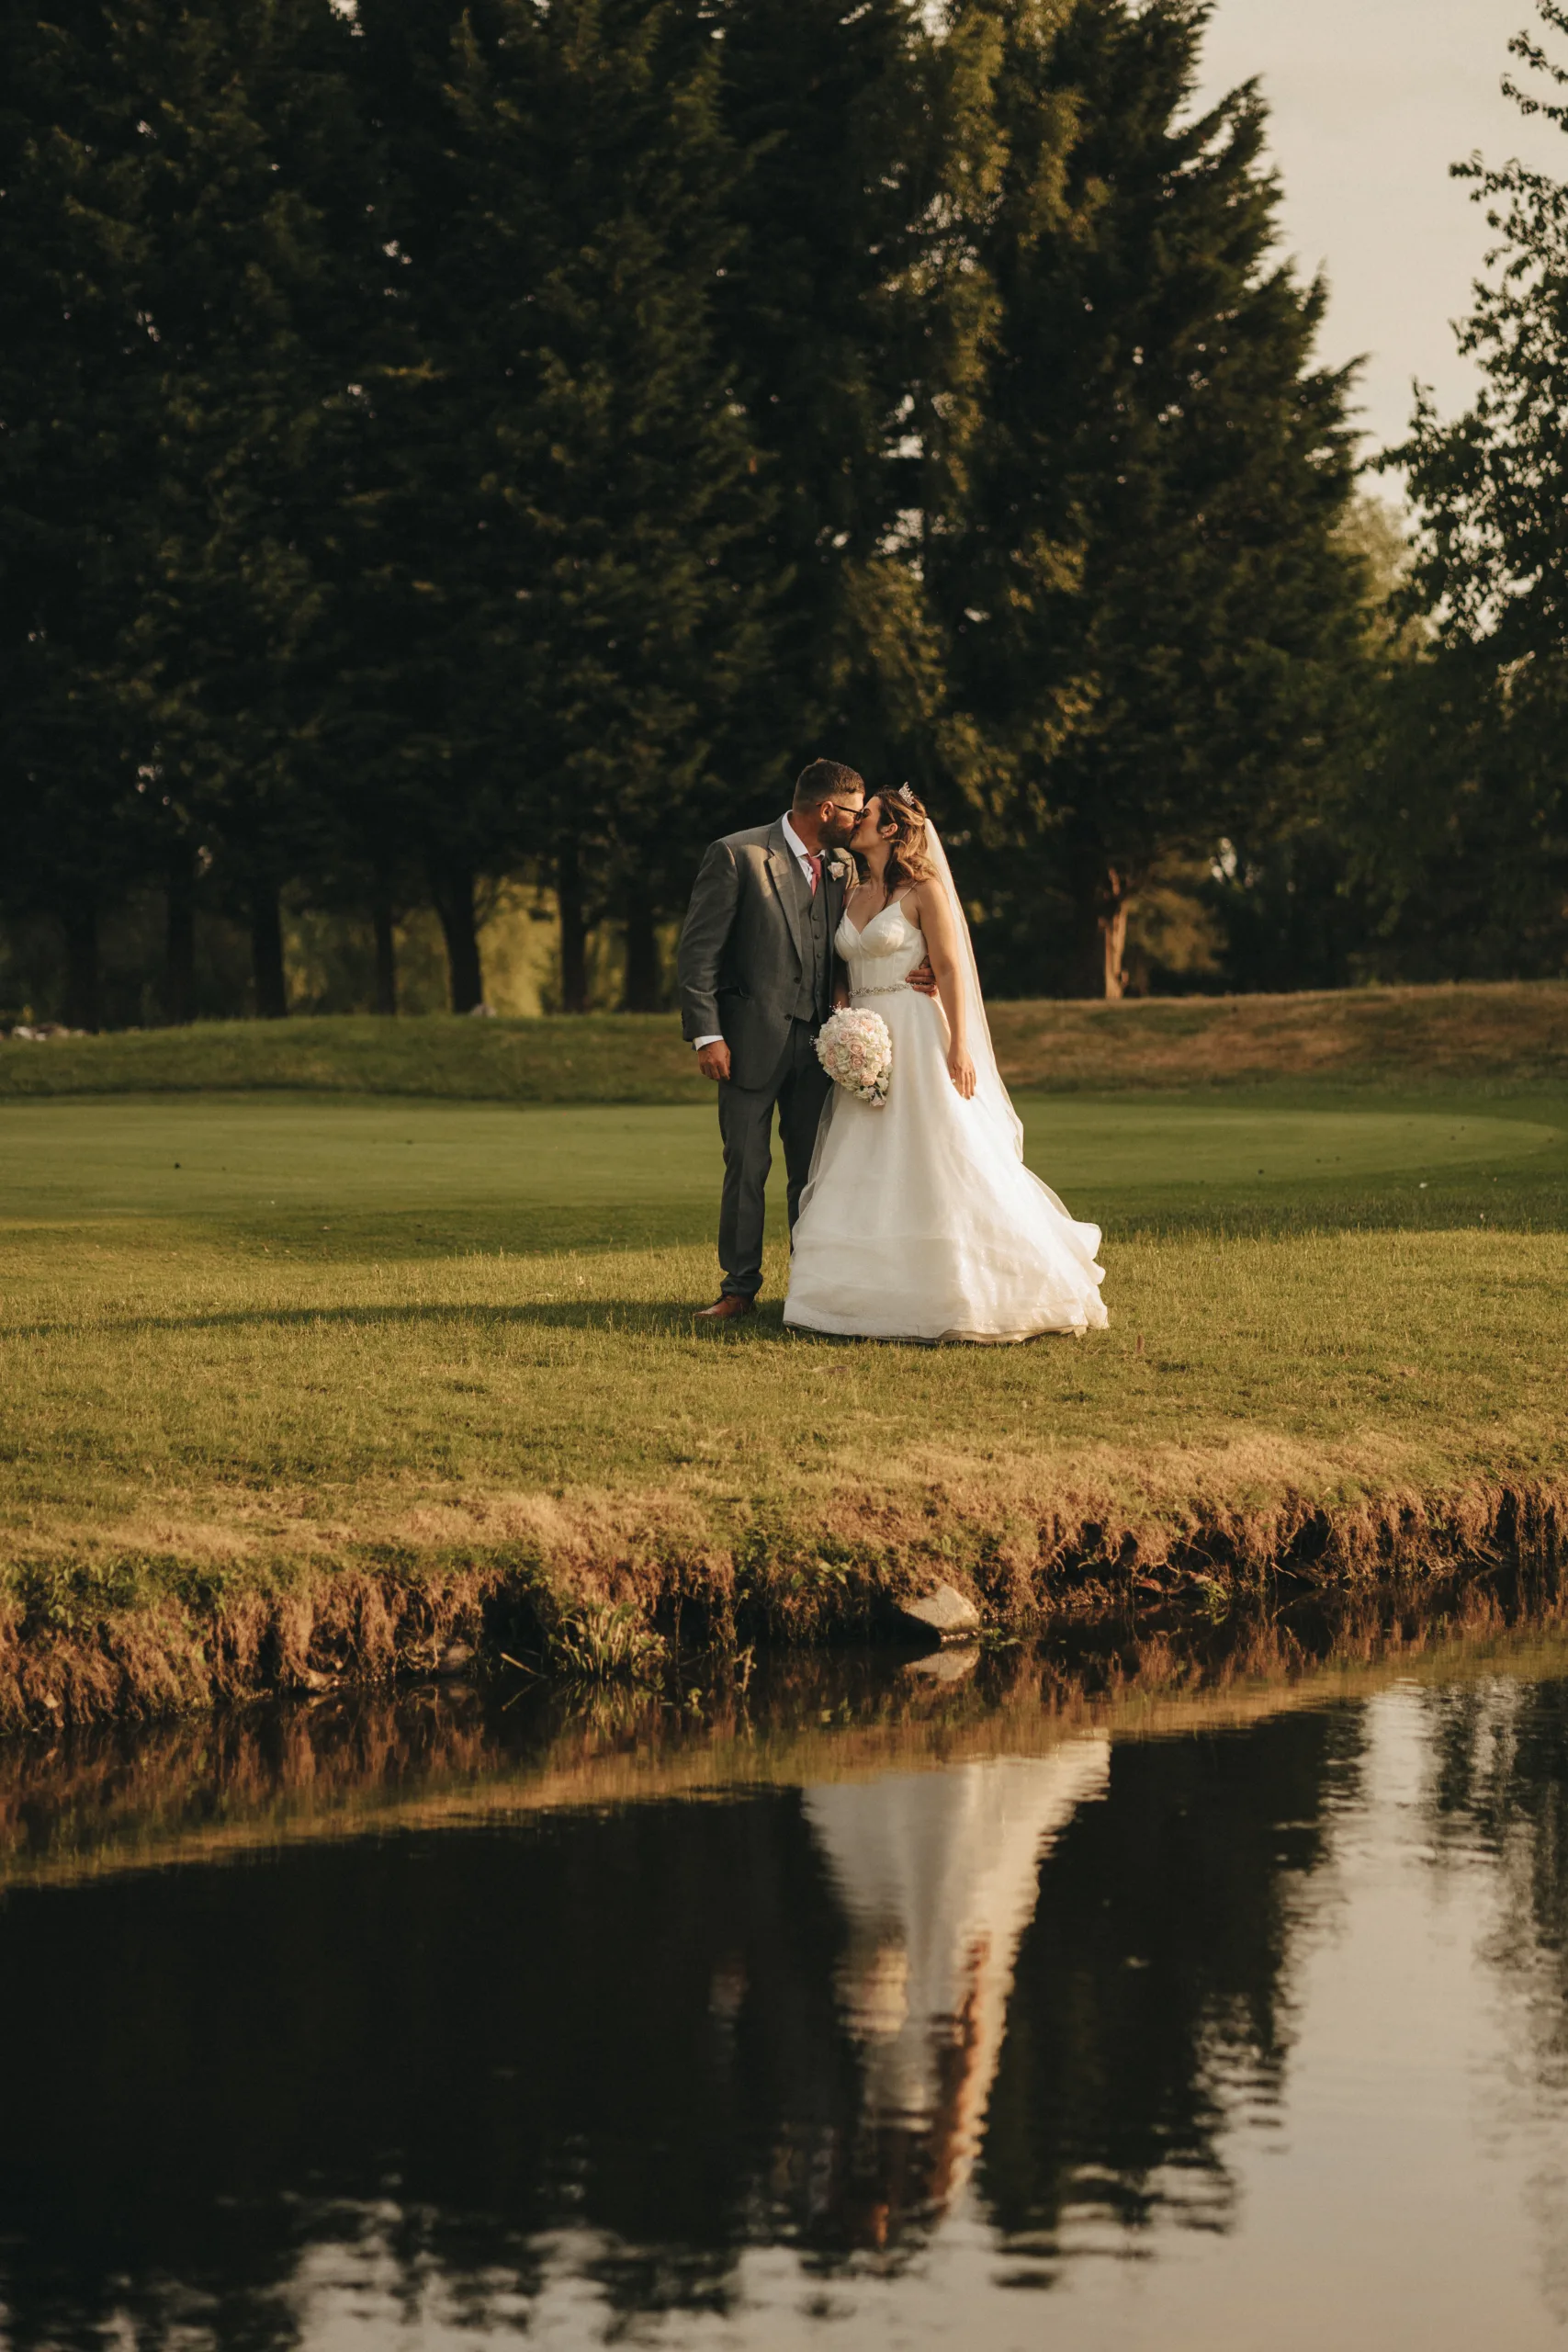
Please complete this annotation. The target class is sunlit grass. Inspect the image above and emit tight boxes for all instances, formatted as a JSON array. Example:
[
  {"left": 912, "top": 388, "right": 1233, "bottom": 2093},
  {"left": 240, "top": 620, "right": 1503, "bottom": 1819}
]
[{"left": 1, "top": 1083, "right": 1564, "bottom": 1579}]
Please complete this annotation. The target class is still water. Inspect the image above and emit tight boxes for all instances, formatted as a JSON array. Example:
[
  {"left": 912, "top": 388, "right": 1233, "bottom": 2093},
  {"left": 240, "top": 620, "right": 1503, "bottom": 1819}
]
[{"left": 3, "top": 1619, "right": 1568, "bottom": 2349}]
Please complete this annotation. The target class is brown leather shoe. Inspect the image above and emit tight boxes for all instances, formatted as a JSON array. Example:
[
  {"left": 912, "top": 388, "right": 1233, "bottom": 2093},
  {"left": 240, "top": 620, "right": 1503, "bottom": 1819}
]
[{"left": 695, "top": 1294, "right": 756, "bottom": 1321}]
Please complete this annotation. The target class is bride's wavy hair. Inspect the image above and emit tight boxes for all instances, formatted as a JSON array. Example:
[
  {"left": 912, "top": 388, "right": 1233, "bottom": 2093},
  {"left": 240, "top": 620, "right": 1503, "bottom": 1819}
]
[{"left": 860, "top": 784, "right": 936, "bottom": 898}]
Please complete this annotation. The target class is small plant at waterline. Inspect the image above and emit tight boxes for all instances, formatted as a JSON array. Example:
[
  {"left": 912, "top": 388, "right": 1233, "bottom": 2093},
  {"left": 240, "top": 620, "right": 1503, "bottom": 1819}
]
[{"left": 547, "top": 1600, "right": 667, "bottom": 1686}]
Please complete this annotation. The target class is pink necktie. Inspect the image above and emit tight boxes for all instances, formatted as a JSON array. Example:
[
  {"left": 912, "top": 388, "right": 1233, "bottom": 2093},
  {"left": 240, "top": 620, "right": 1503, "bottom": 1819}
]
[{"left": 806, "top": 853, "right": 822, "bottom": 895}]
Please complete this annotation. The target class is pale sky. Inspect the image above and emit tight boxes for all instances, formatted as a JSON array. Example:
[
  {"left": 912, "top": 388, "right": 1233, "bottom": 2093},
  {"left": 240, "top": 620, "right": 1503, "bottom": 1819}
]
[{"left": 1190, "top": 0, "right": 1567, "bottom": 458}]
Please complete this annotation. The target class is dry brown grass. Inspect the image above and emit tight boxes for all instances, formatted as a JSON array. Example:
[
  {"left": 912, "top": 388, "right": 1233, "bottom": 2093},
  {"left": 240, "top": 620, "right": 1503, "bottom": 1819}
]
[
  {"left": 3, "top": 1439, "right": 1564, "bottom": 1736},
  {"left": 3, "top": 980, "right": 1566, "bottom": 1102},
  {"left": 987, "top": 979, "right": 1568, "bottom": 1091}
]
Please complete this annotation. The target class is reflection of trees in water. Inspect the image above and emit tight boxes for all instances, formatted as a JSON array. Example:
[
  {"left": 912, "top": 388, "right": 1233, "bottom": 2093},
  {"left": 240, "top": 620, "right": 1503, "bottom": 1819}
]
[
  {"left": 1421, "top": 1669, "right": 1568, "bottom": 2318},
  {"left": 1425, "top": 1672, "right": 1568, "bottom": 1996},
  {"left": 981, "top": 1705, "right": 1360, "bottom": 2255},
  {"left": 0, "top": 1794, "right": 858, "bottom": 2345},
  {"left": 0, "top": 1708, "right": 1357, "bottom": 2346},
  {"left": 0, "top": 1588, "right": 1507, "bottom": 1894}
]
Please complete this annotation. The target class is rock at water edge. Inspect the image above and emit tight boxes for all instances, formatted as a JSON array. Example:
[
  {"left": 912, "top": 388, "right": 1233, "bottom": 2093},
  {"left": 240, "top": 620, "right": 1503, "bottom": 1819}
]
[{"left": 897, "top": 1585, "right": 981, "bottom": 1644}]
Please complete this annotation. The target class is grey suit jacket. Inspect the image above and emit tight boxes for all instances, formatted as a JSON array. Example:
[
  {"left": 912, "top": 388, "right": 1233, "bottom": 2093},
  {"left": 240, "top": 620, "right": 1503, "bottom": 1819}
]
[{"left": 677, "top": 819, "right": 849, "bottom": 1090}]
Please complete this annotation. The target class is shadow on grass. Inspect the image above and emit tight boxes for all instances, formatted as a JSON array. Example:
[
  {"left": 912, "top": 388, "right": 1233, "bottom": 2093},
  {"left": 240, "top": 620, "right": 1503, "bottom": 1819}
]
[
  {"left": 6, "top": 1167, "right": 1565, "bottom": 1267},
  {"left": 211, "top": 1170, "right": 1568, "bottom": 1250},
  {"left": 2, "top": 1298, "right": 816, "bottom": 1345},
  {"left": 0, "top": 1207, "right": 721, "bottom": 1264},
  {"left": 2, "top": 1296, "right": 1089, "bottom": 1352},
  {"left": 1099, "top": 1174, "right": 1568, "bottom": 1240},
  {"left": 214, "top": 1212, "right": 720, "bottom": 1261}
]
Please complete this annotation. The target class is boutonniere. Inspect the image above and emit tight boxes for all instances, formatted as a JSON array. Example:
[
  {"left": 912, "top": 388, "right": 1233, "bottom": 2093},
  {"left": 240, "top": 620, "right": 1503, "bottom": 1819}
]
[{"left": 826, "top": 854, "right": 854, "bottom": 885}]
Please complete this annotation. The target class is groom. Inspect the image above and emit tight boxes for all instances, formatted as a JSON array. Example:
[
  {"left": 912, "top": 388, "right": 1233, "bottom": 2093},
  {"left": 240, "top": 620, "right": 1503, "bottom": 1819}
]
[{"left": 677, "top": 759, "right": 866, "bottom": 1320}]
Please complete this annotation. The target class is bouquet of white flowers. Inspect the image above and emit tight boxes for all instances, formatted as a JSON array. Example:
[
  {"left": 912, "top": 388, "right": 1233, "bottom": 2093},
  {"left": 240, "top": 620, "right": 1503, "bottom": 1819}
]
[{"left": 815, "top": 1006, "right": 893, "bottom": 1107}]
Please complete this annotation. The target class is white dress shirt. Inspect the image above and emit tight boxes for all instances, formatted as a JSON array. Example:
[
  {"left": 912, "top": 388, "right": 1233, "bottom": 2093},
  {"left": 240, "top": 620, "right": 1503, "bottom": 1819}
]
[{"left": 693, "top": 813, "right": 822, "bottom": 1052}]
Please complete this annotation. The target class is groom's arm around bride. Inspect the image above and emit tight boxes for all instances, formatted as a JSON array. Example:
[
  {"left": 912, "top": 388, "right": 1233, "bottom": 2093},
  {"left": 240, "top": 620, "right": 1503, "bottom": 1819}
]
[{"left": 676, "top": 761, "right": 865, "bottom": 1319}]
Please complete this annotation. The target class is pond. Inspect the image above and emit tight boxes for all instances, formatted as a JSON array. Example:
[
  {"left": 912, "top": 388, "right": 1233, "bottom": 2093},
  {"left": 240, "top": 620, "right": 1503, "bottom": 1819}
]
[{"left": 3, "top": 1609, "right": 1567, "bottom": 2349}]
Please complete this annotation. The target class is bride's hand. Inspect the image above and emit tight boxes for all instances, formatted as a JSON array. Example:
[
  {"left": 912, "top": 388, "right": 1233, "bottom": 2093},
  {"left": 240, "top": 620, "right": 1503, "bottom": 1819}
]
[{"left": 948, "top": 1046, "right": 976, "bottom": 1100}]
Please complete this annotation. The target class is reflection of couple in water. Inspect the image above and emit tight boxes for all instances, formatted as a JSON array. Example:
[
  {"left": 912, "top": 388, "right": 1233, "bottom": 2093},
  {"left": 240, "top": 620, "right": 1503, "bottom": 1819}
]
[{"left": 798, "top": 1739, "right": 1110, "bottom": 2251}]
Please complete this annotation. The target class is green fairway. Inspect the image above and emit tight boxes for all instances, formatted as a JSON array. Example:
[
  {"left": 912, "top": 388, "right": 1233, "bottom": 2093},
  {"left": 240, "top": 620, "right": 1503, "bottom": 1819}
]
[
  {"left": 1, "top": 1091, "right": 1562, "bottom": 1245},
  {"left": 1, "top": 1079, "right": 1565, "bottom": 1707}
]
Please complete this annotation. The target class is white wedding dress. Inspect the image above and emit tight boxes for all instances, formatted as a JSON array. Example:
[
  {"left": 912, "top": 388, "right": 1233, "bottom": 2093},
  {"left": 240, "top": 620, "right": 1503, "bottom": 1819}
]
[{"left": 783, "top": 869, "right": 1108, "bottom": 1345}]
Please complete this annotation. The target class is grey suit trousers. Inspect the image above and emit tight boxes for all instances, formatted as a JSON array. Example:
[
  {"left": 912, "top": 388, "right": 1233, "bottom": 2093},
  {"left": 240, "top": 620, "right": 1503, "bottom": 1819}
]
[{"left": 717, "top": 1019, "right": 832, "bottom": 1298}]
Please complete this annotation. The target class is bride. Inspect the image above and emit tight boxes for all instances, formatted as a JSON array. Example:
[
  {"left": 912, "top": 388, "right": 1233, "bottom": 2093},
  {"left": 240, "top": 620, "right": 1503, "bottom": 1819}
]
[{"left": 783, "top": 786, "right": 1109, "bottom": 1344}]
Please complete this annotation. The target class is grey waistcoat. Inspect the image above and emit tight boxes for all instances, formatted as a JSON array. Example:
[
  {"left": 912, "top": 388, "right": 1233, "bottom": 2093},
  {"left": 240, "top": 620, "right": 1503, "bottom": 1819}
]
[{"left": 788, "top": 856, "right": 833, "bottom": 1023}]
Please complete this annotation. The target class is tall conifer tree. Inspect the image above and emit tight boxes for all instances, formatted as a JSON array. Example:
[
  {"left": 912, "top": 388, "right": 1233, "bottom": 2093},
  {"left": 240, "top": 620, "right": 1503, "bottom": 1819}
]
[
  {"left": 937, "top": 0, "right": 1365, "bottom": 996},
  {"left": 355, "top": 0, "right": 765, "bottom": 1010},
  {"left": 0, "top": 1, "right": 162, "bottom": 1026},
  {"left": 114, "top": 0, "right": 380, "bottom": 1017},
  {"left": 712, "top": 0, "right": 964, "bottom": 791}
]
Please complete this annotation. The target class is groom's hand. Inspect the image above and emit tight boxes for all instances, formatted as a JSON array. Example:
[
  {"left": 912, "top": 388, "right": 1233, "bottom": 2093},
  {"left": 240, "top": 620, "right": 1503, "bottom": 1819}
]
[
  {"left": 696, "top": 1040, "right": 731, "bottom": 1082},
  {"left": 907, "top": 957, "right": 938, "bottom": 999}
]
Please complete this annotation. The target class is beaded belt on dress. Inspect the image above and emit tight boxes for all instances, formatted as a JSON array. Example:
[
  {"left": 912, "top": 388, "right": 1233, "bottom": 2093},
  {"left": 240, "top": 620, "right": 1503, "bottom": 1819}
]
[{"left": 853, "top": 983, "right": 907, "bottom": 997}]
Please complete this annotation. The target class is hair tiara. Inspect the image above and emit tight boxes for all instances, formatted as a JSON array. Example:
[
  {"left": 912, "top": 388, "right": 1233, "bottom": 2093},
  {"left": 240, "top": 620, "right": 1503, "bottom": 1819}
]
[{"left": 897, "top": 782, "right": 917, "bottom": 808}]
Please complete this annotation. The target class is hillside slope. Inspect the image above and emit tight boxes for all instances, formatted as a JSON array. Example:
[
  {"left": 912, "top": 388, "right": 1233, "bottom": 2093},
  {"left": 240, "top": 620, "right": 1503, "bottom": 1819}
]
[{"left": 4, "top": 981, "right": 1566, "bottom": 1102}]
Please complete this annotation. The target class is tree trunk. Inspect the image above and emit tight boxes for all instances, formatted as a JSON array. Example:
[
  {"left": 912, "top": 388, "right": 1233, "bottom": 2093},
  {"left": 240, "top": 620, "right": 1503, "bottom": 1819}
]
[
  {"left": 1070, "top": 861, "right": 1130, "bottom": 1000},
  {"left": 1100, "top": 880, "right": 1130, "bottom": 1001},
  {"left": 431, "top": 863, "right": 483, "bottom": 1012},
  {"left": 372, "top": 887, "right": 398, "bottom": 1017},
  {"left": 250, "top": 884, "right": 288, "bottom": 1020},
  {"left": 622, "top": 897, "right": 660, "bottom": 1012},
  {"left": 164, "top": 842, "right": 197, "bottom": 1025},
  {"left": 558, "top": 841, "right": 589, "bottom": 1014},
  {"left": 62, "top": 902, "right": 101, "bottom": 1032}
]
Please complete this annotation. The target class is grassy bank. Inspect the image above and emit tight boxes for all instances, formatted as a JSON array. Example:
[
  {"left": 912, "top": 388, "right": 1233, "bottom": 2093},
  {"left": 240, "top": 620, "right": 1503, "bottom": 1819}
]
[
  {"left": 1, "top": 1069, "right": 1565, "bottom": 1728},
  {"left": 4, "top": 977, "right": 1568, "bottom": 1102}
]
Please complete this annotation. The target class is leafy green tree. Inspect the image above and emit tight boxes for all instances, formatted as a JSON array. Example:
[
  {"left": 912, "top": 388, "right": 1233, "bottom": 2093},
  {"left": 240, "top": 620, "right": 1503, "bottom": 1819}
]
[
  {"left": 1378, "top": 0, "right": 1568, "bottom": 977},
  {"left": 937, "top": 0, "right": 1368, "bottom": 997},
  {"left": 1344, "top": 654, "right": 1568, "bottom": 978},
  {"left": 1198, "top": 497, "right": 1414, "bottom": 994}
]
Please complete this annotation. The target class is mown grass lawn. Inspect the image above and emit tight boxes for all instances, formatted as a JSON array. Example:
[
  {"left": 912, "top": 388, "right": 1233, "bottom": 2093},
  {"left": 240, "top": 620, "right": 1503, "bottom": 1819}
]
[{"left": 2, "top": 1081, "right": 1565, "bottom": 1594}]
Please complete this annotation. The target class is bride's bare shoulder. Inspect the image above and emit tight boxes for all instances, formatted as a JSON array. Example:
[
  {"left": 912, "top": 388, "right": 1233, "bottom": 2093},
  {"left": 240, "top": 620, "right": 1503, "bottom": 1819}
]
[{"left": 908, "top": 875, "right": 960, "bottom": 943}]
